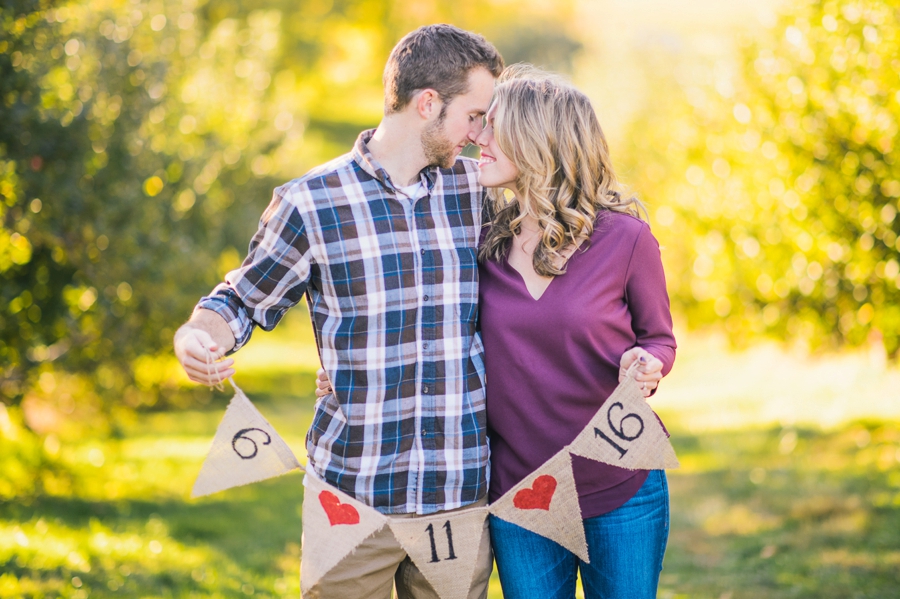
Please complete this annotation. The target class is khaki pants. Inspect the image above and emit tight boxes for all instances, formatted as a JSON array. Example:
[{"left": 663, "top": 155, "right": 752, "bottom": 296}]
[{"left": 301, "top": 498, "right": 492, "bottom": 599}]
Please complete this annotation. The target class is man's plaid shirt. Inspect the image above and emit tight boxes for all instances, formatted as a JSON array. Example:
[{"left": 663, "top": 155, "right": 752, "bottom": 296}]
[{"left": 198, "top": 131, "right": 488, "bottom": 515}]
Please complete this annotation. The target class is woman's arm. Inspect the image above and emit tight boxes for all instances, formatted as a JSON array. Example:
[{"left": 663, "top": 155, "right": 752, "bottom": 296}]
[{"left": 621, "top": 222, "right": 677, "bottom": 397}]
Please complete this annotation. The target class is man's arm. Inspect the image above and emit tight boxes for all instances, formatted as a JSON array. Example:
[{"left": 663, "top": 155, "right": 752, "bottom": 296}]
[
  {"left": 174, "top": 308, "right": 237, "bottom": 386},
  {"left": 175, "top": 181, "right": 314, "bottom": 386}
]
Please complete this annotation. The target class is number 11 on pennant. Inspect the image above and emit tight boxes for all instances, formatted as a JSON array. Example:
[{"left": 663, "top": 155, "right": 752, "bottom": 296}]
[
  {"left": 426, "top": 521, "right": 458, "bottom": 563},
  {"left": 387, "top": 506, "right": 489, "bottom": 599}
]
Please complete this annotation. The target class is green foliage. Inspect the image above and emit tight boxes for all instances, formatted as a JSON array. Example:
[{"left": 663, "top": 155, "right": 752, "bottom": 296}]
[
  {"left": 0, "top": 405, "right": 72, "bottom": 499},
  {"left": 625, "top": 0, "right": 900, "bottom": 356},
  {"left": 0, "top": 0, "right": 287, "bottom": 410}
]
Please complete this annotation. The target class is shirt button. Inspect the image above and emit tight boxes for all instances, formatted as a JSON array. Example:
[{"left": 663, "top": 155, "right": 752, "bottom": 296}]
[
  {"left": 423, "top": 343, "right": 428, "bottom": 350},
  {"left": 422, "top": 385, "right": 429, "bottom": 394},
  {"left": 422, "top": 429, "right": 427, "bottom": 436},
  {"left": 423, "top": 295, "right": 429, "bottom": 301},
  {"left": 420, "top": 249, "right": 426, "bottom": 255}
]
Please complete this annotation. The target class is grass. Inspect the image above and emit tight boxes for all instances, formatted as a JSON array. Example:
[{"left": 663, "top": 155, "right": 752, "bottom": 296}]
[
  {"left": 2, "top": 322, "right": 899, "bottom": 597},
  {"left": 0, "top": 388, "right": 313, "bottom": 599},
  {"left": 662, "top": 424, "right": 900, "bottom": 599}
]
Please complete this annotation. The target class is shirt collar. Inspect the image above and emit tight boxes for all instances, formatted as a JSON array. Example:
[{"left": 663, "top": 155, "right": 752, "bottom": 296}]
[{"left": 352, "top": 129, "right": 438, "bottom": 193}]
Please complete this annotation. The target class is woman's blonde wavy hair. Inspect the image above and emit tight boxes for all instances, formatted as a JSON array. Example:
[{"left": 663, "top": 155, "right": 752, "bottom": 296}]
[{"left": 478, "top": 66, "right": 646, "bottom": 276}]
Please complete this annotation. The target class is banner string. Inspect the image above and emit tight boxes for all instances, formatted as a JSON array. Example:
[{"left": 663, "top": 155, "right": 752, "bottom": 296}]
[
  {"left": 624, "top": 359, "right": 642, "bottom": 380},
  {"left": 203, "top": 344, "right": 226, "bottom": 392}
]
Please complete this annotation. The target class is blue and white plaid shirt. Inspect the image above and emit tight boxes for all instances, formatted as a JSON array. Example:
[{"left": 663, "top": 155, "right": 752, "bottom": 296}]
[{"left": 198, "top": 130, "right": 488, "bottom": 514}]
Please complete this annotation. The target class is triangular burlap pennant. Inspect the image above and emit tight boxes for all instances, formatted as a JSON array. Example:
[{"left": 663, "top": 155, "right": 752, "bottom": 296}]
[
  {"left": 300, "top": 471, "right": 388, "bottom": 592},
  {"left": 489, "top": 450, "right": 588, "bottom": 562},
  {"left": 569, "top": 374, "right": 679, "bottom": 470},
  {"left": 191, "top": 380, "right": 302, "bottom": 498},
  {"left": 387, "top": 506, "right": 489, "bottom": 599}
]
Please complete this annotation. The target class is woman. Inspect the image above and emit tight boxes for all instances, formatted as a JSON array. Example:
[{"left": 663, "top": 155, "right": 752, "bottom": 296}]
[{"left": 475, "top": 69, "right": 676, "bottom": 599}]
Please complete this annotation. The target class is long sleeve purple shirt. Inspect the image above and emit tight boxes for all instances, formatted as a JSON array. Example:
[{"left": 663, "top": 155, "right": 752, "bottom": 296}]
[{"left": 479, "top": 211, "right": 676, "bottom": 518}]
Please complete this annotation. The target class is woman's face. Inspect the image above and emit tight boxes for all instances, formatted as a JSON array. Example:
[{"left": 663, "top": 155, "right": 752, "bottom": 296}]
[{"left": 475, "top": 104, "right": 519, "bottom": 194}]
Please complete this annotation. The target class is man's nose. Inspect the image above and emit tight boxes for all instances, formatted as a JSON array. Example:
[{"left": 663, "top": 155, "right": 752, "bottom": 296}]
[{"left": 473, "top": 126, "right": 488, "bottom": 146}]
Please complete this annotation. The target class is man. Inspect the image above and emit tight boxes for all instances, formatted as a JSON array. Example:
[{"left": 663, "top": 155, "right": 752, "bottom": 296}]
[{"left": 174, "top": 24, "right": 503, "bottom": 599}]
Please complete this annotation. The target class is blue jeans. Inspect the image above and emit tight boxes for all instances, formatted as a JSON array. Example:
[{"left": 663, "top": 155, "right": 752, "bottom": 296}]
[{"left": 490, "top": 470, "right": 669, "bottom": 599}]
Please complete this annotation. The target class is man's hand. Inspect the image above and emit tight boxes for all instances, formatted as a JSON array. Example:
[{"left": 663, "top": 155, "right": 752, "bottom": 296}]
[
  {"left": 314, "top": 368, "right": 333, "bottom": 399},
  {"left": 174, "top": 309, "right": 237, "bottom": 386},
  {"left": 619, "top": 347, "right": 663, "bottom": 398}
]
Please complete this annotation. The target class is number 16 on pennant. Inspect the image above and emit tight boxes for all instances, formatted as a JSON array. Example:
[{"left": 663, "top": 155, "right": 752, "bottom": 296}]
[
  {"left": 593, "top": 402, "right": 645, "bottom": 459},
  {"left": 568, "top": 377, "right": 679, "bottom": 470}
]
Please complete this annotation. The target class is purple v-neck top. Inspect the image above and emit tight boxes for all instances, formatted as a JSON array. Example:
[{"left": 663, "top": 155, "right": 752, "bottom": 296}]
[{"left": 479, "top": 211, "right": 677, "bottom": 518}]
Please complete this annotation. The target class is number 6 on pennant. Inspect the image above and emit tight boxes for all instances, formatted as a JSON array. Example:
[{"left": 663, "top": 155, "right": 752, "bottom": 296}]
[
  {"left": 231, "top": 427, "right": 272, "bottom": 459},
  {"left": 191, "top": 381, "right": 301, "bottom": 498}
]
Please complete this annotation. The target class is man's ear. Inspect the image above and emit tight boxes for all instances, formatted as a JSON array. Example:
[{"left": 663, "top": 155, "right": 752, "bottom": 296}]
[{"left": 415, "top": 88, "right": 443, "bottom": 122}]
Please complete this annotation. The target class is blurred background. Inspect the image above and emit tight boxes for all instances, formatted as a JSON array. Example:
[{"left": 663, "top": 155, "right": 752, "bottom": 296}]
[{"left": 2, "top": 0, "right": 898, "bottom": 597}]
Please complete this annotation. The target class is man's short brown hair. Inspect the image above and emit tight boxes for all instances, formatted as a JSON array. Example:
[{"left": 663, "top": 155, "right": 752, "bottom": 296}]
[{"left": 383, "top": 24, "right": 504, "bottom": 115}]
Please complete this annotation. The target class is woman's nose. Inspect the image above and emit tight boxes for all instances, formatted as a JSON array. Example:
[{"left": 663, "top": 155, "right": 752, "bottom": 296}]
[{"left": 473, "top": 126, "right": 490, "bottom": 147}]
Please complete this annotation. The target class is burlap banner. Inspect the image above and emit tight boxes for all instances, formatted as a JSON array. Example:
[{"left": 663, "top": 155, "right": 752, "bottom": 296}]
[
  {"left": 488, "top": 450, "right": 589, "bottom": 562},
  {"left": 192, "top": 368, "right": 679, "bottom": 599},
  {"left": 388, "top": 506, "right": 488, "bottom": 599},
  {"left": 568, "top": 373, "right": 679, "bottom": 470},
  {"left": 300, "top": 471, "right": 388, "bottom": 593},
  {"left": 192, "top": 380, "right": 302, "bottom": 498}
]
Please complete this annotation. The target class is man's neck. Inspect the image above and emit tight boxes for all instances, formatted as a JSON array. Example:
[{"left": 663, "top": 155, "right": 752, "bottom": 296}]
[{"left": 366, "top": 117, "right": 430, "bottom": 187}]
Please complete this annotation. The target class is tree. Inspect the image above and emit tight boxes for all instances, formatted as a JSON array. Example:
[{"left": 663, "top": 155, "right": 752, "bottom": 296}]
[
  {"left": 0, "top": 0, "right": 288, "bottom": 416},
  {"left": 624, "top": 0, "right": 900, "bottom": 356}
]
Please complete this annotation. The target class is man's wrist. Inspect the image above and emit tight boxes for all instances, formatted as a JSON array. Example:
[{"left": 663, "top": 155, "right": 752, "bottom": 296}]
[
  {"left": 184, "top": 307, "right": 237, "bottom": 353},
  {"left": 174, "top": 322, "right": 200, "bottom": 343}
]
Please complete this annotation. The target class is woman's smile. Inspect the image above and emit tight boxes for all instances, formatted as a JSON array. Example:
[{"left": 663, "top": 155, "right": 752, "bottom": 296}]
[{"left": 479, "top": 152, "right": 497, "bottom": 166}]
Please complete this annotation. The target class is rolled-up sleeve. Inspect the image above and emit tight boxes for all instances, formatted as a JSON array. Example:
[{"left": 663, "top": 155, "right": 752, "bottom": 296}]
[
  {"left": 624, "top": 223, "right": 677, "bottom": 376},
  {"left": 197, "top": 185, "right": 313, "bottom": 352}
]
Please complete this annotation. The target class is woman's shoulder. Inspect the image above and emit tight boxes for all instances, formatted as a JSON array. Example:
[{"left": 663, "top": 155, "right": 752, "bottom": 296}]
[{"left": 592, "top": 209, "right": 652, "bottom": 241}]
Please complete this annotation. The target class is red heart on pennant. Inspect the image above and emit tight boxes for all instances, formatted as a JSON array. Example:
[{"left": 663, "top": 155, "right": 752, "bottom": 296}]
[
  {"left": 319, "top": 490, "right": 360, "bottom": 526},
  {"left": 513, "top": 474, "right": 557, "bottom": 511}
]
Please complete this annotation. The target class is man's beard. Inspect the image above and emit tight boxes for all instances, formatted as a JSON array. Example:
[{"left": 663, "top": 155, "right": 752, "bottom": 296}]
[{"left": 421, "top": 106, "right": 456, "bottom": 169}]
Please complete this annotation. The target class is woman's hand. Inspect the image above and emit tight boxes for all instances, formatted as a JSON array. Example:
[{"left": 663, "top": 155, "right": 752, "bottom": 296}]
[
  {"left": 314, "top": 368, "right": 333, "bottom": 398},
  {"left": 619, "top": 347, "right": 663, "bottom": 398}
]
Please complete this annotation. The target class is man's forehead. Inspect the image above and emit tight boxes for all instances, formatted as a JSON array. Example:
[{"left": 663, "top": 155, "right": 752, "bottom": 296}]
[
  {"left": 449, "top": 94, "right": 489, "bottom": 115},
  {"left": 461, "top": 68, "right": 496, "bottom": 105},
  {"left": 457, "top": 91, "right": 494, "bottom": 114}
]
